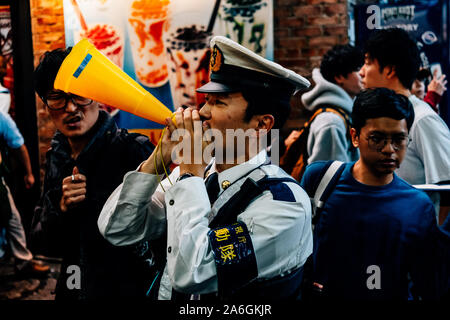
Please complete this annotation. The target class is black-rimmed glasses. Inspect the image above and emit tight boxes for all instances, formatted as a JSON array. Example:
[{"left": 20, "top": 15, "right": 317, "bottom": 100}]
[
  {"left": 43, "top": 92, "right": 93, "bottom": 111},
  {"left": 365, "top": 133, "right": 411, "bottom": 152}
]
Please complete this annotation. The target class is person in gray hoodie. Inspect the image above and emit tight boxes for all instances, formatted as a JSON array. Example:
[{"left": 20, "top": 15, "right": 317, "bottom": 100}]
[{"left": 300, "top": 45, "right": 364, "bottom": 164}]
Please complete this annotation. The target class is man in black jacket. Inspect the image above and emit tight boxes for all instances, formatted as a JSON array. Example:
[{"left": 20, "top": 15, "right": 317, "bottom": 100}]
[{"left": 31, "top": 48, "right": 157, "bottom": 300}]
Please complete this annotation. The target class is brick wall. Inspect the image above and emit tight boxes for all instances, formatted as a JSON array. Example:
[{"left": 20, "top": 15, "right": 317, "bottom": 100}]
[
  {"left": 29, "top": 0, "right": 350, "bottom": 173},
  {"left": 273, "top": 0, "right": 349, "bottom": 127},
  {"left": 30, "top": 0, "right": 65, "bottom": 66},
  {"left": 29, "top": 0, "right": 65, "bottom": 180},
  {"left": 274, "top": 0, "right": 348, "bottom": 76}
]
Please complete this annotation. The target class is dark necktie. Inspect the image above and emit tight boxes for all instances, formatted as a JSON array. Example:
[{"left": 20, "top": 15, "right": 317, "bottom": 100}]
[{"left": 205, "top": 172, "right": 220, "bottom": 204}]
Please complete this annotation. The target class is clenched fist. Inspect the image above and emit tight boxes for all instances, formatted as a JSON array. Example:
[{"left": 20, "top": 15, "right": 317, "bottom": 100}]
[{"left": 60, "top": 166, "right": 87, "bottom": 213}]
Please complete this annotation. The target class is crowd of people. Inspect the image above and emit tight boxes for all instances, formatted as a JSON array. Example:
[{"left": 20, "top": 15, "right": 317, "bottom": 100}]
[{"left": 1, "top": 27, "right": 449, "bottom": 301}]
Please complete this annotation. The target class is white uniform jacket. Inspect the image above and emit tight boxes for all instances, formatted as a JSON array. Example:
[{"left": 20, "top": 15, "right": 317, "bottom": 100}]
[{"left": 98, "top": 151, "right": 313, "bottom": 296}]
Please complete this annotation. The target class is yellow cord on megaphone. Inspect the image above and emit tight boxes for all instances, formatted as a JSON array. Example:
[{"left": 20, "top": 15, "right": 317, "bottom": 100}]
[{"left": 154, "top": 127, "right": 173, "bottom": 192}]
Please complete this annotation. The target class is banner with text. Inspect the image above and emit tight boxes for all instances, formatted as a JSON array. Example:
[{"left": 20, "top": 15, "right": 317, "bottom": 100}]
[{"left": 353, "top": 0, "right": 450, "bottom": 126}]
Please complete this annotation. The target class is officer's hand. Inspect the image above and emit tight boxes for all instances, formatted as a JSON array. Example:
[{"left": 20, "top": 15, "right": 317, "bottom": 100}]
[
  {"left": 140, "top": 113, "right": 179, "bottom": 175},
  {"left": 176, "top": 107, "right": 207, "bottom": 177},
  {"left": 60, "top": 166, "right": 87, "bottom": 212}
]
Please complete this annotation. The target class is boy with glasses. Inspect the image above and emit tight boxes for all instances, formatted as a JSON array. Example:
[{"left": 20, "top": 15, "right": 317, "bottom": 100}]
[
  {"left": 31, "top": 48, "right": 155, "bottom": 300},
  {"left": 301, "top": 88, "right": 448, "bottom": 300}
]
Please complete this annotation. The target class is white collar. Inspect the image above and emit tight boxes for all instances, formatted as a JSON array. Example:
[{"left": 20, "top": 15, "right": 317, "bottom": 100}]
[{"left": 210, "top": 150, "right": 269, "bottom": 192}]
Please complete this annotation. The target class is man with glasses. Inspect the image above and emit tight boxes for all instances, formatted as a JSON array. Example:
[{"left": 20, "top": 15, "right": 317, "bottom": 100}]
[
  {"left": 301, "top": 88, "right": 448, "bottom": 300},
  {"left": 31, "top": 48, "right": 155, "bottom": 300}
]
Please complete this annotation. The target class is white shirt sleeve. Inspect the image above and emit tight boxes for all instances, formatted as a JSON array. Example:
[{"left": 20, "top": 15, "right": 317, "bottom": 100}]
[
  {"left": 98, "top": 166, "right": 180, "bottom": 246},
  {"left": 413, "top": 114, "right": 450, "bottom": 184}
]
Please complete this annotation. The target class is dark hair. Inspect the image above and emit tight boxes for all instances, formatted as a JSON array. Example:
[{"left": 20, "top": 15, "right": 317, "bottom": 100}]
[
  {"left": 34, "top": 47, "right": 72, "bottom": 99},
  {"left": 416, "top": 68, "right": 431, "bottom": 82},
  {"left": 352, "top": 88, "right": 414, "bottom": 134},
  {"left": 320, "top": 44, "right": 364, "bottom": 84},
  {"left": 364, "top": 28, "right": 420, "bottom": 90},
  {"left": 241, "top": 87, "right": 291, "bottom": 130}
]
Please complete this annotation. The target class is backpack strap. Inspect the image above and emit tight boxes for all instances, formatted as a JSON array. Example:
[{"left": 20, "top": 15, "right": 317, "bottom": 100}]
[
  {"left": 306, "top": 107, "right": 331, "bottom": 129},
  {"left": 301, "top": 160, "right": 345, "bottom": 299},
  {"left": 281, "top": 107, "right": 328, "bottom": 169},
  {"left": 311, "top": 105, "right": 351, "bottom": 131},
  {"left": 315, "top": 106, "right": 353, "bottom": 150},
  {"left": 311, "top": 160, "right": 345, "bottom": 225},
  {"left": 313, "top": 161, "right": 344, "bottom": 208},
  {"left": 321, "top": 107, "right": 350, "bottom": 128},
  {"left": 281, "top": 108, "right": 329, "bottom": 180},
  {"left": 281, "top": 106, "right": 351, "bottom": 181}
]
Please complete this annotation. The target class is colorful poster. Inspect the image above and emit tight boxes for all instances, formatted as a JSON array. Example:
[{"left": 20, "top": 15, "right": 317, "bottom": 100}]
[
  {"left": 0, "top": 5, "right": 14, "bottom": 116},
  {"left": 63, "top": 0, "right": 274, "bottom": 144}
]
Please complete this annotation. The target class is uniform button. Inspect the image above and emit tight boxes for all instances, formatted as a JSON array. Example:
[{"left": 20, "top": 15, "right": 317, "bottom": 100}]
[
  {"left": 221, "top": 180, "right": 231, "bottom": 190},
  {"left": 168, "top": 246, "right": 172, "bottom": 253},
  {"left": 169, "top": 199, "right": 174, "bottom": 205}
]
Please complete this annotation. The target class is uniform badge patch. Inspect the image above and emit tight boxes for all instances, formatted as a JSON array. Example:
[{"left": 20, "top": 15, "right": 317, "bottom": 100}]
[
  {"left": 210, "top": 45, "right": 223, "bottom": 72},
  {"left": 208, "top": 221, "right": 258, "bottom": 298}
]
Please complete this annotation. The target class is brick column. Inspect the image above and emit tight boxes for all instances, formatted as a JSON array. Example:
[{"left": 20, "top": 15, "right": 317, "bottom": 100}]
[{"left": 29, "top": 0, "right": 65, "bottom": 181}]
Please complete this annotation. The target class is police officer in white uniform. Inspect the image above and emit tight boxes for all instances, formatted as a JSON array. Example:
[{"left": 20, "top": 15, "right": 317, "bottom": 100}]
[{"left": 98, "top": 36, "right": 313, "bottom": 300}]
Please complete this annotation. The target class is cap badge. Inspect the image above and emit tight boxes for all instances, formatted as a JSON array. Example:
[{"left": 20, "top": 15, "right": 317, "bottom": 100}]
[
  {"left": 221, "top": 180, "right": 231, "bottom": 190},
  {"left": 210, "top": 45, "right": 223, "bottom": 72}
]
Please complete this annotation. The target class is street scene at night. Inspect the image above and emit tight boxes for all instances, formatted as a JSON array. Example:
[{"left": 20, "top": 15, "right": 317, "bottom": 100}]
[{"left": 0, "top": 0, "right": 448, "bottom": 314}]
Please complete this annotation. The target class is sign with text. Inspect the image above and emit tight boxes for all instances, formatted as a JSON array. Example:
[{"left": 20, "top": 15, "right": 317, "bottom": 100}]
[{"left": 353, "top": 0, "right": 450, "bottom": 126}]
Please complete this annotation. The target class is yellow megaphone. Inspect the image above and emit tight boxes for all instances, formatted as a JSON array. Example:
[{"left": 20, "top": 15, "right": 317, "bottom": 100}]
[{"left": 54, "top": 38, "right": 173, "bottom": 125}]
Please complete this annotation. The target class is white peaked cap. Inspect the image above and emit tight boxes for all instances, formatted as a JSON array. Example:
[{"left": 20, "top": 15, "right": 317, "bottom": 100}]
[{"left": 197, "top": 36, "right": 310, "bottom": 96}]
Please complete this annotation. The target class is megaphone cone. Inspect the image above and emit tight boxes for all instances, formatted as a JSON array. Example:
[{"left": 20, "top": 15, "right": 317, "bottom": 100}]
[{"left": 54, "top": 39, "right": 173, "bottom": 125}]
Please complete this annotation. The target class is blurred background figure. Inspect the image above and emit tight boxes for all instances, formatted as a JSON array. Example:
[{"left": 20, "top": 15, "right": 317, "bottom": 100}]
[
  {"left": 1, "top": 53, "right": 49, "bottom": 276},
  {"left": 0, "top": 110, "right": 49, "bottom": 277},
  {"left": 411, "top": 68, "right": 447, "bottom": 113},
  {"left": 0, "top": 56, "right": 11, "bottom": 115},
  {"left": 281, "top": 44, "right": 363, "bottom": 181}
]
